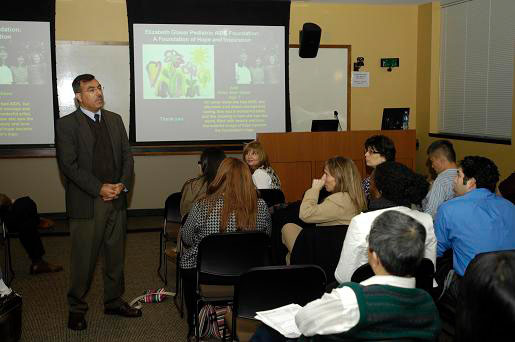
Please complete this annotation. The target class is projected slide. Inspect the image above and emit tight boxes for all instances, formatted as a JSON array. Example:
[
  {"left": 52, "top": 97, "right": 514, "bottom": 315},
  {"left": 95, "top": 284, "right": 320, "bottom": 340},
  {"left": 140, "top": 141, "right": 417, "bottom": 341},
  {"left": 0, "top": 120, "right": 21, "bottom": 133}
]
[
  {"left": 133, "top": 24, "right": 286, "bottom": 142},
  {"left": 0, "top": 20, "right": 54, "bottom": 145}
]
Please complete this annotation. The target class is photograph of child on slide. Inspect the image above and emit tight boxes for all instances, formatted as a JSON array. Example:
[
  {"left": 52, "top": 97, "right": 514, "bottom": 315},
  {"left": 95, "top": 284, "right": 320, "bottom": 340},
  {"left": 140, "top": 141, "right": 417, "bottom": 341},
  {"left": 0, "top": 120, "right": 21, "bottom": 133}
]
[{"left": 143, "top": 44, "right": 214, "bottom": 99}]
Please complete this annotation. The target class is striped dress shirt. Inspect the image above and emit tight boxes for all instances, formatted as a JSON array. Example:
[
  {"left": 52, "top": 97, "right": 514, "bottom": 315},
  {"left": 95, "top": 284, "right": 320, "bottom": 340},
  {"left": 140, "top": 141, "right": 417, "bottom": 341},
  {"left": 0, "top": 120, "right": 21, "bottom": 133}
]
[{"left": 422, "top": 168, "right": 457, "bottom": 219}]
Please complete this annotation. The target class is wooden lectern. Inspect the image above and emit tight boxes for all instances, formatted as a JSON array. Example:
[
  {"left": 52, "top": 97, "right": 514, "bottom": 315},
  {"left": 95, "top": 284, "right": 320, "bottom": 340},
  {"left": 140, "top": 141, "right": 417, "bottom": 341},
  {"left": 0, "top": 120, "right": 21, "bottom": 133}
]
[{"left": 257, "top": 130, "right": 416, "bottom": 203}]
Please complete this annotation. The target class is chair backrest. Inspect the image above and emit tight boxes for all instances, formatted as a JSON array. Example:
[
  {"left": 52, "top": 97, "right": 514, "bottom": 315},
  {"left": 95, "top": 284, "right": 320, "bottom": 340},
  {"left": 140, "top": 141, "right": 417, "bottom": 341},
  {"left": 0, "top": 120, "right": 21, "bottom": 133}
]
[
  {"left": 258, "top": 189, "right": 286, "bottom": 208},
  {"left": 197, "top": 231, "right": 271, "bottom": 283},
  {"left": 415, "top": 258, "right": 435, "bottom": 292},
  {"left": 351, "top": 258, "right": 435, "bottom": 292},
  {"left": 290, "top": 225, "right": 348, "bottom": 284},
  {"left": 164, "top": 192, "right": 182, "bottom": 224},
  {"left": 234, "top": 265, "right": 326, "bottom": 320},
  {"left": 350, "top": 263, "right": 375, "bottom": 283}
]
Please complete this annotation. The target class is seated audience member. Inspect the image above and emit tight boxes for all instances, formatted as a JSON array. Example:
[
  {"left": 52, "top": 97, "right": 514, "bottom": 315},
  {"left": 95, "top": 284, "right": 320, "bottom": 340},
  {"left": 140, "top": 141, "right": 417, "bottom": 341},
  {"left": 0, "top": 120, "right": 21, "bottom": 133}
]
[
  {"left": 434, "top": 156, "right": 515, "bottom": 302},
  {"left": 251, "top": 211, "right": 441, "bottom": 342},
  {"left": 179, "top": 158, "right": 272, "bottom": 340},
  {"left": 281, "top": 157, "right": 366, "bottom": 263},
  {"left": 361, "top": 135, "right": 396, "bottom": 201},
  {"left": 422, "top": 140, "right": 458, "bottom": 218},
  {"left": 455, "top": 250, "right": 515, "bottom": 342},
  {"left": 425, "top": 157, "right": 438, "bottom": 183},
  {"left": 179, "top": 147, "right": 226, "bottom": 219},
  {"left": 335, "top": 161, "right": 435, "bottom": 283},
  {"left": 243, "top": 140, "right": 281, "bottom": 190},
  {"left": 0, "top": 194, "right": 63, "bottom": 274},
  {"left": 498, "top": 172, "right": 515, "bottom": 204}
]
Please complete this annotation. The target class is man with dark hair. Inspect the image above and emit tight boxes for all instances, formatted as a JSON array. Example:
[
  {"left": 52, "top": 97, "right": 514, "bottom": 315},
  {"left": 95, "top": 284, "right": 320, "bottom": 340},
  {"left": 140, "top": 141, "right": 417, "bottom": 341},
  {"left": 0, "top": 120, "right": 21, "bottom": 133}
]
[
  {"left": 422, "top": 140, "right": 458, "bottom": 218},
  {"left": 435, "top": 156, "right": 515, "bottom": 300},
  {"left": 56, "top": 74, "right": 139, "bottom": 331},
  {"left": 251, "top": 211, "right": 441, "bottom": 342}
]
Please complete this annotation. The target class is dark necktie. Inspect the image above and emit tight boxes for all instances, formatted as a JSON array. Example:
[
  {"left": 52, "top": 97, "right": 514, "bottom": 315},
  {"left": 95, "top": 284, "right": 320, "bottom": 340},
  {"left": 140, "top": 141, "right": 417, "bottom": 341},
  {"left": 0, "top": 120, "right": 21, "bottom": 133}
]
[{"left": 94, "top": 114, "right": 99, "bottom": 124}]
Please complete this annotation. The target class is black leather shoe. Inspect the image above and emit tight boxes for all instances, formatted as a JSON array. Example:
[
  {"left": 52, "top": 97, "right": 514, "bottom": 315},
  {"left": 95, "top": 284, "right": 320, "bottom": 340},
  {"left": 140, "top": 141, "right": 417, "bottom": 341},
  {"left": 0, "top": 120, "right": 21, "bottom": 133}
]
[
  {"left": 30, "top": 260, "right": 63, "bottom": 275},
  {"left": 0, "top": 292, "right": 21, "bottom": 309},
  {"left": 68, "top": 312, "right": 87, "bottom": 331},
  {"left": 104, "top": 302, "right": 142, "bottom": 317}
]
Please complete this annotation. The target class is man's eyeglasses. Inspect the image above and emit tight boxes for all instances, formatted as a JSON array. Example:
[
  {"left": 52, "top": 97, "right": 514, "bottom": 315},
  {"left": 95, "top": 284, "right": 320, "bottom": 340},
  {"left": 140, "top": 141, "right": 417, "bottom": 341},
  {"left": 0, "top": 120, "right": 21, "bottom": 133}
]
[{"left": 82, "top": 85, "right": 104, "bottom": 94}]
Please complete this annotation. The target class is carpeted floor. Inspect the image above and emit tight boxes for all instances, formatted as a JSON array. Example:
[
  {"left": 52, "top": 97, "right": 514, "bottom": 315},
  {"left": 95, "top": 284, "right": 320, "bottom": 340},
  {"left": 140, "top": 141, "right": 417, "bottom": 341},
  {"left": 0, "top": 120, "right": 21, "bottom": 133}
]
[
  {"left": 38, "top": 215, "right": 163, "bottom": 236},
  {"left": 3, "top": 229, "right": 190, "bottom": 341}
]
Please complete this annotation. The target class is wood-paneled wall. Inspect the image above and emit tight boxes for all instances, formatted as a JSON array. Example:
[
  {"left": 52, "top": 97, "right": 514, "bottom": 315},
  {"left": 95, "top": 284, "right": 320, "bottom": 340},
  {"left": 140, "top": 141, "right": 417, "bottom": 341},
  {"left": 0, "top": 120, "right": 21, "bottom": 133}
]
[{"left": 257, "top": 130, "right": 416, "bottom": 202}]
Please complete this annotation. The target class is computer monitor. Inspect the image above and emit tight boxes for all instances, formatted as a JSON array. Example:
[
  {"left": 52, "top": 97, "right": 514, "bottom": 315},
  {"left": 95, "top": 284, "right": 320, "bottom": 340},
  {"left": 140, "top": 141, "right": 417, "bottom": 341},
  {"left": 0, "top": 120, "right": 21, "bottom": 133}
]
[
  {"left": 311, "top": 119, "right": 339, "bottom": 132},
  {"left": 381, "top": 108, "right": 409, "bottom": 130}
]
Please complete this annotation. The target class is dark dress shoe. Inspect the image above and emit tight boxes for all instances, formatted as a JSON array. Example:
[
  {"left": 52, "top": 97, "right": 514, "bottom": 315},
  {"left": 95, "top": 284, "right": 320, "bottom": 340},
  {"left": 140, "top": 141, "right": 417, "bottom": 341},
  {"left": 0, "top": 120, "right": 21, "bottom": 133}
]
[
  {"left": 30, "top": 261, "right": 63, "bottom": 275},
  {"left": 0, "top": 291, "right": 21, "bottom": 308},
  {"left": 104, "top": 302, "right": 142, "bottom": 317},
  {"left": 68, "top": 312, "right": 87, "bottom": 331}
]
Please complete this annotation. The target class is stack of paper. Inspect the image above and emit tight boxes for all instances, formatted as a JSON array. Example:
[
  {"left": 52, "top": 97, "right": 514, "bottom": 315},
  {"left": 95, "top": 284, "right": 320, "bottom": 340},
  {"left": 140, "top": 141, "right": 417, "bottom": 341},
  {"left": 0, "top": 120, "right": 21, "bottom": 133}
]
[{"left": 255, "top": 303, "right": 302, "bottom": 338}]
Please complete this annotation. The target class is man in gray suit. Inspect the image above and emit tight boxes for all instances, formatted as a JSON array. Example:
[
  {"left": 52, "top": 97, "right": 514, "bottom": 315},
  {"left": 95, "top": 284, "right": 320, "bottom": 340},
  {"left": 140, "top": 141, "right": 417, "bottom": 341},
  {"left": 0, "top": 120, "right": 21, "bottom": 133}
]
[{"left": 56, "top": 74, "right": 140, "bottom": 331}]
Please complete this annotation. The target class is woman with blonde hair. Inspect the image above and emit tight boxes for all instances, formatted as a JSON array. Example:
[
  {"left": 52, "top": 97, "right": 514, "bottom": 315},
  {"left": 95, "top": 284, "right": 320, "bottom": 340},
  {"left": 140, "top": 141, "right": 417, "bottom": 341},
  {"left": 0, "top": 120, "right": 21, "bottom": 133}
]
[
  {"left": 243, "top": 140, "right": 281, "bottom": 190},
  {"left": 282, "top": 156, "right": 366, "bottom": 263},
  {"left": 179, "top": 157, "right": 272, "bottom": 340}
]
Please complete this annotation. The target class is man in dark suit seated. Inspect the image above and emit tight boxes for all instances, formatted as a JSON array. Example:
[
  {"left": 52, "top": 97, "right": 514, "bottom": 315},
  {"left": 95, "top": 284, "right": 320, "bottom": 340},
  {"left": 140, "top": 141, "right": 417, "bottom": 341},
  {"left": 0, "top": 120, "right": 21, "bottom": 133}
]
[
  {"left": 55, "top": 74, "right": 140, "bottom": 331},
  {"left": 0, "top": 193, "right": 62, "bottom": 274},
  {"left": 251, "top": 210, "right": 441, "bottom": 342}
]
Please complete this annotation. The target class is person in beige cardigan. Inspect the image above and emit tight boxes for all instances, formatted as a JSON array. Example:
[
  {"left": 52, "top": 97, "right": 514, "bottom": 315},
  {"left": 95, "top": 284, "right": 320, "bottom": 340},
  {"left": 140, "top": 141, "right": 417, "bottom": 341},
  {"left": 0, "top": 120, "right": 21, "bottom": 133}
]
[{"left": 282, "top": 156, "right": 367, "bottom": 263}]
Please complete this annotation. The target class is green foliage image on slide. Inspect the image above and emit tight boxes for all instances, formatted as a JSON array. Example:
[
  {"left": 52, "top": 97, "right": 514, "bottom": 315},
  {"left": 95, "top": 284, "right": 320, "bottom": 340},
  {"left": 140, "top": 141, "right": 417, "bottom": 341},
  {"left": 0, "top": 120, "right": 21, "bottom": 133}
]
[{"left": 144, "top": 45, "right": 214, "bottom": 99}]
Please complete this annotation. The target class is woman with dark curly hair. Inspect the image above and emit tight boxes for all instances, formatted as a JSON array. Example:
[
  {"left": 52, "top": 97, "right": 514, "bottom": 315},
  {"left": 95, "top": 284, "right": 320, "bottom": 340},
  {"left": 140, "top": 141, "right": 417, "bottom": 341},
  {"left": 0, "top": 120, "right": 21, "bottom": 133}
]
[
  {"left": 368, "top": 160, "right": 429, "bottom": 211},
  {"left": 334, "top": 161, "right": 436, "bottom": 283}
]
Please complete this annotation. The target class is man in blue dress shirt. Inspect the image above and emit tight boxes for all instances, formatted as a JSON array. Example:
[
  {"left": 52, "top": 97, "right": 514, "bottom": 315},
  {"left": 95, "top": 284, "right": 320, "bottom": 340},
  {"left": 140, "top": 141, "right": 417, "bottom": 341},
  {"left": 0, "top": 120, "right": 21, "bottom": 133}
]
[{"left": 435, "top": 156, "right": 515, "bottom": 301}]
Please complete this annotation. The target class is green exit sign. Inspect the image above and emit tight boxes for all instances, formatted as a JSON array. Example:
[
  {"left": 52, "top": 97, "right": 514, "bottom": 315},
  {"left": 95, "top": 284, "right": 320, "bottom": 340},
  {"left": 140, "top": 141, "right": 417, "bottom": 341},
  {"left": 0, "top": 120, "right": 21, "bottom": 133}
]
[{"left": 381, "top": 58, "right": 399, "bottom": 68}]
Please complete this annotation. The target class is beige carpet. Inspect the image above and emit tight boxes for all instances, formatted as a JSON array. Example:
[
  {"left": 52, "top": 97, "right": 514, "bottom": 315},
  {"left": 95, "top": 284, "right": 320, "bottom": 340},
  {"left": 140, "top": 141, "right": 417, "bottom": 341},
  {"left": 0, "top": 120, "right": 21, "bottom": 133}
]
[{"left": 4, "top": 231, "right": 189, "bottom": 341}]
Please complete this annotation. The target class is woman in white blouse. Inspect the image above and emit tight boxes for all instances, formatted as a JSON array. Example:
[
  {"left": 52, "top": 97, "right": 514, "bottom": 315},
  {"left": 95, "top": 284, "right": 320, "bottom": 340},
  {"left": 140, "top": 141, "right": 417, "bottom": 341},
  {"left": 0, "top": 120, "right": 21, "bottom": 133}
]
[
  {"left": 334, "top": 161, "right": 436, "bottom": 283},
  {"left": 243, "top": 140, "right": 281, "bottom": 190}
]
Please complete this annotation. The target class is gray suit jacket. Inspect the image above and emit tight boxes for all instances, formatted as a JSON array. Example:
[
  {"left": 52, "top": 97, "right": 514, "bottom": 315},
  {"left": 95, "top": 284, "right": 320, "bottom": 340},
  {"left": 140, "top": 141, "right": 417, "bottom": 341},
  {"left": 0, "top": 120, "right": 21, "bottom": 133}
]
[{"left": 55, "top": 108, "right": 134, "bottom": 219}]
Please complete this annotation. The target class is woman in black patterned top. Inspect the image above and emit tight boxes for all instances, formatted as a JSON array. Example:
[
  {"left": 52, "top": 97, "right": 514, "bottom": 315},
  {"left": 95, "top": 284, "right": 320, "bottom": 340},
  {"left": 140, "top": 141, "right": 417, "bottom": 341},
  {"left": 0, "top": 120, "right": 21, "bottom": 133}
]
[{"left": 180, "top": 157, "right": 272, "bottom": 339}]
